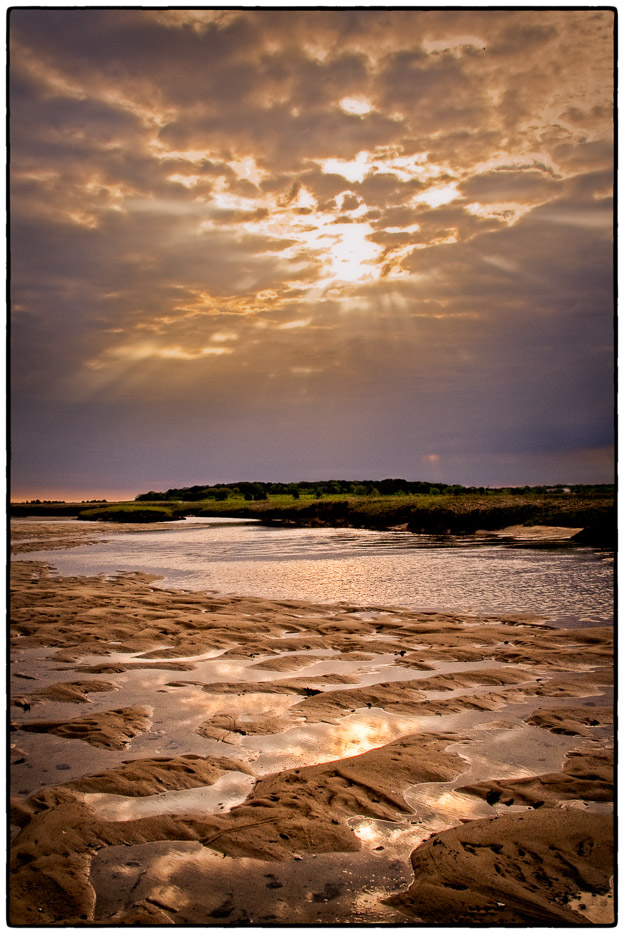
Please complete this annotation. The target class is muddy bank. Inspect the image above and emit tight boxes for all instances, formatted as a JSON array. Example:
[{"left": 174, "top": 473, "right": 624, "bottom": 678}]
[
  {"left": 9, "top": 543, "right": 614, "bottom": 925},
  {"left": 386, "top": 808, "right": 613, "bottom": 924}
]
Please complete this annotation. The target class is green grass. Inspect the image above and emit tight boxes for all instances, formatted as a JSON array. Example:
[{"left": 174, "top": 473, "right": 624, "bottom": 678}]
[
  {"left": 77, "top": 503, "right": 186, "bottom": 523},
  {"left": 109, "top": 490, "right": 615, "bottom": 533}
]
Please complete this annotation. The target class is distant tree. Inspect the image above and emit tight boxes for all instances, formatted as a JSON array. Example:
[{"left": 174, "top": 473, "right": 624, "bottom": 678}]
[
  {"left": 322, "top": 481, "right": 342, "bottom": 495},
  {"left": 378, "top": 478, "right": 408, "bottom": 495}
]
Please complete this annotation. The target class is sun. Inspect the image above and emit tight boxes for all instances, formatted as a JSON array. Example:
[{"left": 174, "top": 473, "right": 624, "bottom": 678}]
[{"left": 324, "top": 221, "right": 384, "bottom": 284}]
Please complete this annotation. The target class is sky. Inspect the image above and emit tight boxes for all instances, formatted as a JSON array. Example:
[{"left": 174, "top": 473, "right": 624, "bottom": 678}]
[{"left": 9, "top": 7, "right": 615, "bottom": 501}]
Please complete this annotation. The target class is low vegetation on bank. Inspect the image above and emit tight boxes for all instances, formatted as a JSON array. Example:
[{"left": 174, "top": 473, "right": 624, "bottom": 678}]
[
  {"left": 76, "top": 504, "right": 187, "bottom": 523},
  {"left": 11, "top": 481, "right": 615, "bottom": 544}
]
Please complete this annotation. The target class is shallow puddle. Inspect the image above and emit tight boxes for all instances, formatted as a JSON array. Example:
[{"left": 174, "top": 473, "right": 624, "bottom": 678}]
[
  {"left": 83, "top": 771, "right": 256, "bottom": 821},
  {"left": 403, "top": 722, "right": 579, "bottom": 832},
  {"left": 347, "top": 811, "right": 462, "bottom": 860},
  {"left": 11, "top": 629, "right": 610, "bottom": 799},
  {"left": 249, "top": 710, "right": 427, "bottom": 773}
]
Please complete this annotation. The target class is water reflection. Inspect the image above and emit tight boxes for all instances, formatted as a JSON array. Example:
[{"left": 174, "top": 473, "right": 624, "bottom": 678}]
[
  {"left": 347, "top": 803, "right": 489, "bottom": 857},
  {"left": 403, "top": 724, "right": 578, "bottom": 835},
  {"left": 250, "top": 711, "right": 424, "bottom": 774},
  {"left": 83, "top": 771, "right": 256, "bottom": 821},
  {"left": 16, "top": 518, "right": 613, "bottom": 625}
]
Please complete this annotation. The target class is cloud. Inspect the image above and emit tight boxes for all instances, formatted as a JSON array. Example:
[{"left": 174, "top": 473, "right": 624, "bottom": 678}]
[
  {"left": 460, "top": 169, "right": 559, "bottom": 204},
  {"left": 9, "top": 8, "right": 614, "bottom": 494}
]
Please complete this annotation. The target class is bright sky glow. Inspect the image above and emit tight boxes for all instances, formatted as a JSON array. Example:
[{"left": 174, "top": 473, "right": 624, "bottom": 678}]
[
  {"left": 339, "top": 95, "right": 374, "bottom": 115},
  {"left": 413, "top": 184, "right": 460, "bottom": 208},
  {"left": 319, "top": 153, "right": 373, "bottom": 184}
]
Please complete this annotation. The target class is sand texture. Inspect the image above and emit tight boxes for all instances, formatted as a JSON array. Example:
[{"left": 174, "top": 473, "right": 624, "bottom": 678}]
[
  {"left": 9, "top": 524, "right": 614, "bottom": 925},
  {"left": 16, "top": 706, "right": 152, "bottom": 750},
  {"left": 385, "top": 810, "right": 613, "bottom": 924}
]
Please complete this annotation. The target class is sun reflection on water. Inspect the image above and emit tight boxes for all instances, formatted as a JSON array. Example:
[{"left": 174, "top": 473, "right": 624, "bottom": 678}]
[
  {"left": 251, "top": 710, "right": 422, "bottom": 773},
  {"left": 352, "top": 819, "right": 380, "bottom": 845}
]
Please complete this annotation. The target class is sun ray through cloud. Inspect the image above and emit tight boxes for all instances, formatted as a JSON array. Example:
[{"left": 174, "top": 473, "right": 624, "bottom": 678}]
[{"left": 9, "top": 8, "right": 614, "bottom": 495}]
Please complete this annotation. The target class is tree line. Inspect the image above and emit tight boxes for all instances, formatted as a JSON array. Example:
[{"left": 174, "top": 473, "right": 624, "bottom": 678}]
[{"left": 135, "top": 480, "right": 612, "bottom": 503}]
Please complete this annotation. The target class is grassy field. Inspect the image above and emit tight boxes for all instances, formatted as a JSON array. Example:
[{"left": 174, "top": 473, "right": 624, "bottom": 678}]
[{"left": 11, "top": 489, "right": 615, "bottom": 544}]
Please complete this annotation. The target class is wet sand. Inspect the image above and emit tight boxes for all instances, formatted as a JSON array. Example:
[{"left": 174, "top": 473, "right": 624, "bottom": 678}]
[{"left": 9, "top": 522, "right": 614, "bottom": 925}]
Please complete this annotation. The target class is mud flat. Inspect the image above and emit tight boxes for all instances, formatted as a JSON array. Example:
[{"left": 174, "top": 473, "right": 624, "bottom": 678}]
[{"left": 9, "top": 526, "right": 614, "bottom": 925}]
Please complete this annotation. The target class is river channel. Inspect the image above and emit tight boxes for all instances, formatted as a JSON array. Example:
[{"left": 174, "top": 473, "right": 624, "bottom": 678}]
[{"left": 14, "top": 517, "right": 613, "bottom": 627}]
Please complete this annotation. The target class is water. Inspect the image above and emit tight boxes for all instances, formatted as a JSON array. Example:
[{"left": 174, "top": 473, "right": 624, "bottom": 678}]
[{"left": 14, "top": 517, "right": 613, "bottom": 627}]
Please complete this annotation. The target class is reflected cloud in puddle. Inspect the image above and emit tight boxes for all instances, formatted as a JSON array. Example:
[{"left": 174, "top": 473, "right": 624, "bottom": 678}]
[
  {"left": 83, "top": 770, "right": 256, "bottom": 821},
  {"left": 250, "top": 710, "right": 422, "bottom": 773},
  {"left": 403, "top": 724, "right": 579, "bottom": 835},
  {"left": 347, "top": 812, "right": 462, "bottom": 857},
  {"left": 451, "top": 722, "right": 577, "bottom": 778},
  {"left": 405, "top": 784, "right": 504, "bottom": 830}
]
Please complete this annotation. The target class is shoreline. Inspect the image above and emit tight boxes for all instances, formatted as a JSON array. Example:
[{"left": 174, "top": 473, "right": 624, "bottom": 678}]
[
  {"left": 10, "top": 487, "right": 616, "bottom": 549},
  {"left": 9, "top": 528, "right": 614, "bottom": 925},
  {"left": 9, "top": 517, "right": 614, "bottom": 632}
]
